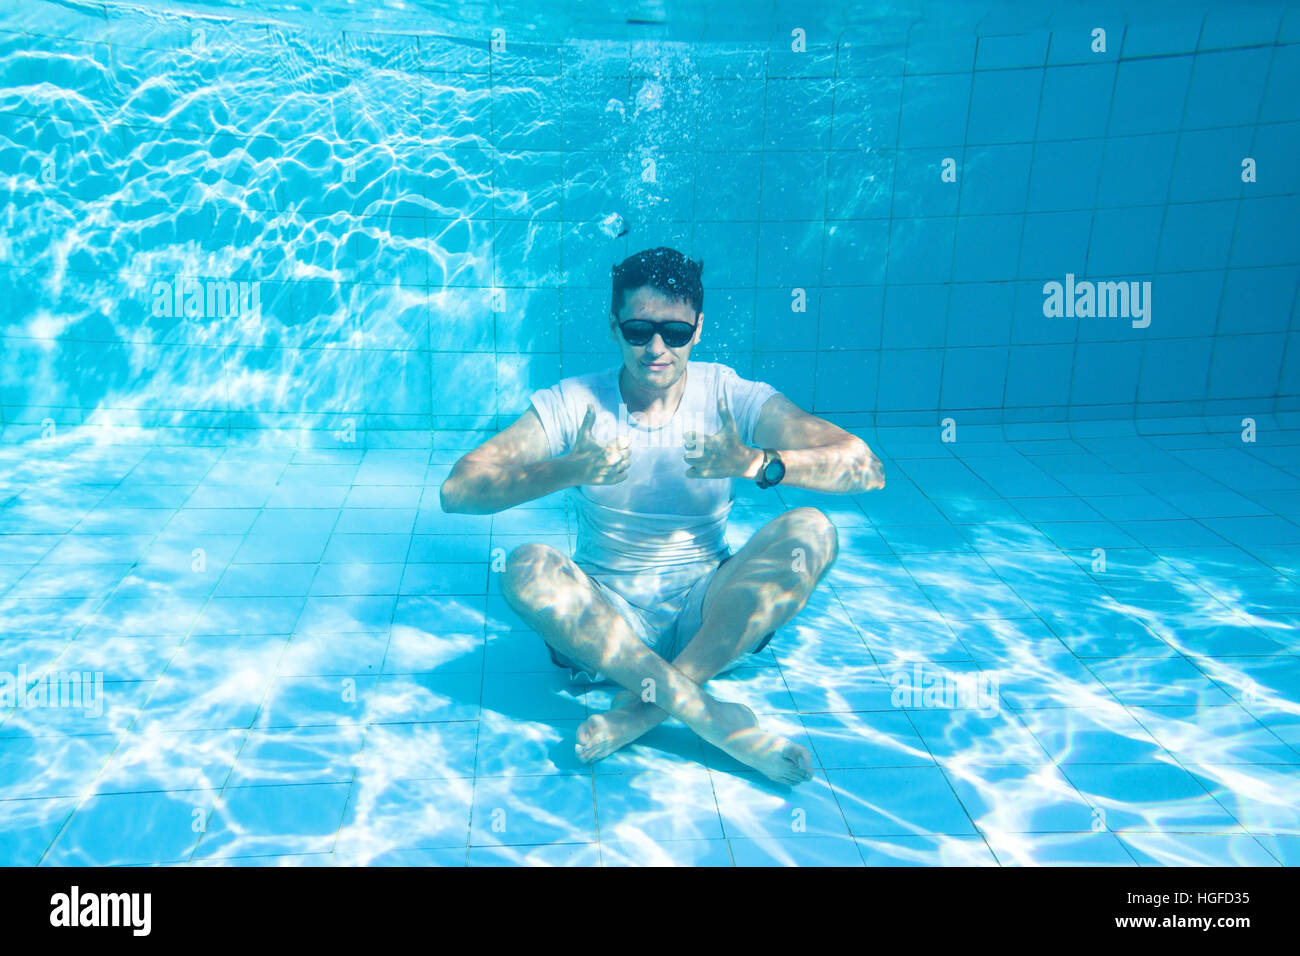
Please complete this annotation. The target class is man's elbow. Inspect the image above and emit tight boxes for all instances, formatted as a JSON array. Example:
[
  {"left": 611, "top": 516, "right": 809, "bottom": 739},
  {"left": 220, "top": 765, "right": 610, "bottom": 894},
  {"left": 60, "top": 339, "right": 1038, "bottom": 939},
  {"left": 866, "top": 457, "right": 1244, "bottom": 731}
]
[
  {"left": 439, "top": 463, "right": 477, "bottom": 514},
  {"left": 865, "top": 454, "right": 885, "bottom": 492},
  {"left": 439, "top": 462, "right": 499, "bottom": 515},
  {"left": 851, "top": 442, "right": 885, "bottom": 493},
  {"left": 439, "top": 476, "right": 465, "bottom": 514}
]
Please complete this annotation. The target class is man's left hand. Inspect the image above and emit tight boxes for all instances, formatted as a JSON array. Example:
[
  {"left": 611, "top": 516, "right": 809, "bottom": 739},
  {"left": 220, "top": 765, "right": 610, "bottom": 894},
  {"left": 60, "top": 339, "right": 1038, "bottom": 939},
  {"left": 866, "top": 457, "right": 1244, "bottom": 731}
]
[{"left": 684, "top": 397, "right": 762, "bottom": 479}]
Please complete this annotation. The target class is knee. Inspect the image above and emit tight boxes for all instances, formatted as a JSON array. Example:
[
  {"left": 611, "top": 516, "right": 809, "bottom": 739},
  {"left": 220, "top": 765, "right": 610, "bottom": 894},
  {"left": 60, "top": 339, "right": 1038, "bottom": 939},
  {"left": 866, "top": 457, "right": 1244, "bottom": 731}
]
[
  {"left": 784, "top": 507, "right": 839, "bottom": 575},
  {"left": 501, "top": 542, "right": 565, "bottom": 607}
]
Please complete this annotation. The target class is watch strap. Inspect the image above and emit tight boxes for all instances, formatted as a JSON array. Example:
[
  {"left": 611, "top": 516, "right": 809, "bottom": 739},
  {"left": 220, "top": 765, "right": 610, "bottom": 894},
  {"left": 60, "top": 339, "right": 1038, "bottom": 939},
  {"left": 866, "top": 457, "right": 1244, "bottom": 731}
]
[{"left": 755, "top": 448, "right": 782, "bottom": 488}]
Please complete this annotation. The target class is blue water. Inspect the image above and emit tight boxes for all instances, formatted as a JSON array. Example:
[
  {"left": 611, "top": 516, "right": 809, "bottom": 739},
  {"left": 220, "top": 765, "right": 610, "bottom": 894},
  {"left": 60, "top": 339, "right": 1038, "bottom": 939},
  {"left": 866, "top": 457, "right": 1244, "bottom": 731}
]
[{"left": 0, "top": 0, "right": 1298, "bottom": 865}]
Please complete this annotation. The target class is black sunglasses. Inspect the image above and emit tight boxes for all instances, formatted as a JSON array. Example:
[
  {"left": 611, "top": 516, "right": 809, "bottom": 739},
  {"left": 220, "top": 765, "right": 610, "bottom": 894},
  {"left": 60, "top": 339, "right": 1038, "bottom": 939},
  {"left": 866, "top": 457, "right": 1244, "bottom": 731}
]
[{"left": 617, "top": 318, "right": 698, "bottom": 348}]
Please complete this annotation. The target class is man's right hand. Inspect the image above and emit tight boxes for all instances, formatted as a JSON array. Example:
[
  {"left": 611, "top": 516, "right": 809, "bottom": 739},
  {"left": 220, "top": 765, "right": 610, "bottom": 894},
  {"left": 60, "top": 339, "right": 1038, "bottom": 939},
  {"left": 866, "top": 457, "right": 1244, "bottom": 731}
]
[{"left": 564, "top": 404, "right": 631, "bottom": 485}]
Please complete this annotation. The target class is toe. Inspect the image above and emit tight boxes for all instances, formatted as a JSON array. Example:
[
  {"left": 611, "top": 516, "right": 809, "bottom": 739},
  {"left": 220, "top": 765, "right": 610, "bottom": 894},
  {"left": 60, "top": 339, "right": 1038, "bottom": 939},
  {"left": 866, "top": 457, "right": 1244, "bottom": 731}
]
[{"left": 576, "top": 716, "right": 604, "bottom": 747}]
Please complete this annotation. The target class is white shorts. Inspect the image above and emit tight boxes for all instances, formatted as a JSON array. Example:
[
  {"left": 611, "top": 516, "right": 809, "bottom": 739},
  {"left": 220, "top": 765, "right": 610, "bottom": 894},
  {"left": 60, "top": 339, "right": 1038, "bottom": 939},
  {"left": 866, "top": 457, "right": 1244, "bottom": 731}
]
[{"left": 545, "top": 553, "right": 775, "bottom": 685}]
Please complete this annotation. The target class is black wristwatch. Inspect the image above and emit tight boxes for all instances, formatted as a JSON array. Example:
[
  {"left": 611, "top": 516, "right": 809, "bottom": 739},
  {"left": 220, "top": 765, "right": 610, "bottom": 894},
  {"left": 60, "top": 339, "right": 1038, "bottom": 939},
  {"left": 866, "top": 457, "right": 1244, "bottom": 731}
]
[{"left": 754, "top": 448, "right": 785, "bottom": 489}]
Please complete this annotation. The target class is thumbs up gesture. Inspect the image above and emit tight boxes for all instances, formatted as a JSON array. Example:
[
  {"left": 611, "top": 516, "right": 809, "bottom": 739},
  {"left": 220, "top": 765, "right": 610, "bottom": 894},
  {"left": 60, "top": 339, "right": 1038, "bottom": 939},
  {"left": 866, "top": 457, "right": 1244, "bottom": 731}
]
[
  {"left": 684, "top": 397, "right": 761, "bottom": 479},
  {"left": 564, "top": 404, "right": 631, "bottom": 485}
]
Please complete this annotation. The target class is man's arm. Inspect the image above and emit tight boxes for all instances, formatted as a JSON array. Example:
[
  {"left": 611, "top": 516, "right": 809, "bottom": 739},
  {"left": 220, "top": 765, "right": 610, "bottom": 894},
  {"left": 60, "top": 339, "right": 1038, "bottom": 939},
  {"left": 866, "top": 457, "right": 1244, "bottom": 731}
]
[
  {"left": 440, "top": 405, "right": 631, "bottom": 514},
  {"left": 747, "top": 393, "right": 885, "bottom": 494}
]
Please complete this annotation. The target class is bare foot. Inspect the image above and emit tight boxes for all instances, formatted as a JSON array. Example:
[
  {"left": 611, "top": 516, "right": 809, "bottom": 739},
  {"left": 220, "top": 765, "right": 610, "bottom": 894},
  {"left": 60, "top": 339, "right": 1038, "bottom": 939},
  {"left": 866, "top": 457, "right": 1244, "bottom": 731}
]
[
  {"left": 575, "top": 690, "right": 663, "bottom": 763},
  {"left": 578, "top": 691, "right": 814, "bottom": 786},
  {"left": 702, "top": 699, "right": 814, "bottom": 786}
]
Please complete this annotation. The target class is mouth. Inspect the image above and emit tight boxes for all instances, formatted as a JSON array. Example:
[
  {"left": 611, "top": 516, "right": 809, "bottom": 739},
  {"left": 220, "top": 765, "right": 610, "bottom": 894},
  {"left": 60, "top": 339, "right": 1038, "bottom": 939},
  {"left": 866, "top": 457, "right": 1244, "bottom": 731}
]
[{"left": 644, "top": 361, "right": 671, "bottom": 371}]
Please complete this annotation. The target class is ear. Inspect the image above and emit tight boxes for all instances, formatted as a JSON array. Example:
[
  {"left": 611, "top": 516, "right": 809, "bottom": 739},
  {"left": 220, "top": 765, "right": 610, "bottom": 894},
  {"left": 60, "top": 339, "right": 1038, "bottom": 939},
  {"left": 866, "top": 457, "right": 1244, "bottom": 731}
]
[
  {"left": 609, "top": 311, "right": 620, "bottom": 343},
  {"left": 691, "top": 313, "right": 703, "bottom": 345}
]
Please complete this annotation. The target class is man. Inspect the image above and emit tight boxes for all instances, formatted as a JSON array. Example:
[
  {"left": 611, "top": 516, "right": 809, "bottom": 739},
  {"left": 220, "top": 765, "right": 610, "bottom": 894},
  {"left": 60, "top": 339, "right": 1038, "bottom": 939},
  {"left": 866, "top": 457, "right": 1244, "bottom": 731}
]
[{"left": 440, "top": 247, "right": 885, "bottom": 785}]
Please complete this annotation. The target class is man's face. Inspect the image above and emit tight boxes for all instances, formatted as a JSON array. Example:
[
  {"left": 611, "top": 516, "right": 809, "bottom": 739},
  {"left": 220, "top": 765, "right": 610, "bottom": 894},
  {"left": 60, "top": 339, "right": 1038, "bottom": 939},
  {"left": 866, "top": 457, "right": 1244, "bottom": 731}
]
[{"left": 609, "top": 285, "right": 702, "bottom": 390}]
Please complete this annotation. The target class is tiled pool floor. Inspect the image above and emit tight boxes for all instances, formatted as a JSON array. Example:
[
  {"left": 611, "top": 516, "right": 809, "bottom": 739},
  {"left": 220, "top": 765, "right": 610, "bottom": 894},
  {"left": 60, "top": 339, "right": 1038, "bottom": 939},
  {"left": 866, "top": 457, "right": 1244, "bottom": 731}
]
[{"left": 1, "top": 418, "right": 1298, "bottom": 866}]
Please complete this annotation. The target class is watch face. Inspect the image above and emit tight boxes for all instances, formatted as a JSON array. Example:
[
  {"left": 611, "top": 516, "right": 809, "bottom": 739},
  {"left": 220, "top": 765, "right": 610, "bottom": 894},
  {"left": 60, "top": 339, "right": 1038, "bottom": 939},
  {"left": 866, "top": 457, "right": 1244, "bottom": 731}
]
[{"left": 763, "top": 458, "right": 785, "bottom": 483}]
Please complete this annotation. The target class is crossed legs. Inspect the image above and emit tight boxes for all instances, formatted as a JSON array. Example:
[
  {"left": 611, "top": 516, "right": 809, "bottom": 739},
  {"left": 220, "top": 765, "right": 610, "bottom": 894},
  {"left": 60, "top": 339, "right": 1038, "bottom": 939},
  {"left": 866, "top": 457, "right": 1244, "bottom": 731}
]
[{"left": 500, "top": 506, "right": 839, "bottom": 785}]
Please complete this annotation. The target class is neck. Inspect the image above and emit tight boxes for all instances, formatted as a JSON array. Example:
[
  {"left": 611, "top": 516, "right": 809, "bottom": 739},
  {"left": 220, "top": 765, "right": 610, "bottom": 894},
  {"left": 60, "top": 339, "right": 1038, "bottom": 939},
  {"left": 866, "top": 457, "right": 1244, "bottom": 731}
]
[{"left": 619, "top": 362, "right": 689, "bottom": 421}]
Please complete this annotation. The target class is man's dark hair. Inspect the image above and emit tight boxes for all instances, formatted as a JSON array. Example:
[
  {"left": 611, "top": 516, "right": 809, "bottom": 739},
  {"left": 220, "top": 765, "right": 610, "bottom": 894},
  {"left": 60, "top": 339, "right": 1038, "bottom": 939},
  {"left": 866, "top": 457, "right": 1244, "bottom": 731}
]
[{"left": 610, "top": 246, "right": 704, "bottom": 320}]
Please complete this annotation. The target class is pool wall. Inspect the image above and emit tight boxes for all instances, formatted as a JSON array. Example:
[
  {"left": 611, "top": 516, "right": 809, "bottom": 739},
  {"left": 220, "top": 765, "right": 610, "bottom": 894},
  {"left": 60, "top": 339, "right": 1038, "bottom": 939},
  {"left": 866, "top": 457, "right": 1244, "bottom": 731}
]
[{"left": 0, "top": 0, "right": 1297, "bottom": 447}]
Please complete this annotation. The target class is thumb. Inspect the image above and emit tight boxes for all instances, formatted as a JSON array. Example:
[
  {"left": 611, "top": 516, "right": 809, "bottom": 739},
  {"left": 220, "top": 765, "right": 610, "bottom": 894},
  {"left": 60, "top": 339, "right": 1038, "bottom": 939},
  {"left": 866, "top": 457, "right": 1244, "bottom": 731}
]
[
  {"left": 576, "top": 404, "right": 595, "bottom": 437},
  {"left": 717, "top": 395, "right": 736, "bottom": 430}
]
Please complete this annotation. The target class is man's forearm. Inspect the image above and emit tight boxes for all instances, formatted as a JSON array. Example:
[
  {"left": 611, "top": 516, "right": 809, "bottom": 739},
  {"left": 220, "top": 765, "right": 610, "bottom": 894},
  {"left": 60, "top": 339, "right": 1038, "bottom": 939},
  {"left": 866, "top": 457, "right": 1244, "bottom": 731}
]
[
  {"left": 440, "top": 455, "right": 578, "bottom": 514},
  {"left": 742, "top": 439, "right": 884, "bottom": 494}
]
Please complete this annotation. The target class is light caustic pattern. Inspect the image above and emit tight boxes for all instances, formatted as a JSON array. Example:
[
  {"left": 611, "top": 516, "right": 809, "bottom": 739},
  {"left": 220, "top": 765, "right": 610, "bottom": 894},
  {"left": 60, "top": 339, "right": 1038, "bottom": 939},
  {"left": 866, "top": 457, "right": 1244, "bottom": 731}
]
[
  {"left": 0, "top": 0, "right": 1297, "bottom": 867},
  {"left": 0, "top": 3, "right": 752, "bottom": 441},
  {"left": 1, "top": 426, "right": 1298, "bottom": 866}
]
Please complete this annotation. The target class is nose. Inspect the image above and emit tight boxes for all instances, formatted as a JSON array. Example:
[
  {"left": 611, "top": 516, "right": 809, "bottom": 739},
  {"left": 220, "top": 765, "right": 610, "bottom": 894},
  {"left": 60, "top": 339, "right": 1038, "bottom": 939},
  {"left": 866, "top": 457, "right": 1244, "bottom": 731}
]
[{"left": 638, "top": 333, "right": 668, "bottom": 356}]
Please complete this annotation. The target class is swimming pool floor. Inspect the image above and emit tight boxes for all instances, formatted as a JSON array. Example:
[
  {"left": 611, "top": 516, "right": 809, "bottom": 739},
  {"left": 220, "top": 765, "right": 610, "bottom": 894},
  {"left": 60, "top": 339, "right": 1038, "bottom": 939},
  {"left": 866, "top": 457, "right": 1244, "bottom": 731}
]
[{"left": 1, "top": 417, "right": 1298, "bottom": 866}]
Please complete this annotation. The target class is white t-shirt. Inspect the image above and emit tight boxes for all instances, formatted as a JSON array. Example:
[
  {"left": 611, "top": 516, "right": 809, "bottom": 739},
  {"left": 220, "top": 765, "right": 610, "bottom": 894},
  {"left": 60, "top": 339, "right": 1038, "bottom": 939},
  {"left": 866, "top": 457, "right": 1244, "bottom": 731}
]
[{"left": 528, "top": 361, "right": 778, "bottom": 575}]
